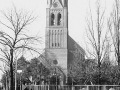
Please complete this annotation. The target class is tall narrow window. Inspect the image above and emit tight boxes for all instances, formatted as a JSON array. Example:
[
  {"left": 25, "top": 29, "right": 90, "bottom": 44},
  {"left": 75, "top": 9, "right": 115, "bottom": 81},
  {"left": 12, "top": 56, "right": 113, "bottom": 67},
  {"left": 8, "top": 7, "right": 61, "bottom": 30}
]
[
  {"left": 55, "top": 30, "right": 57, "bottom": 47},
  {"left": 58, "top": 30, "right": 60, "bottom": 47},
  {"left": 51, "top": 13, "right": 55, "bottom": 26},
  {"left": 52, "top": 30, "right": 54, "bottom": 47},
  {"left": 60, "top": 30, "right": 62, "bottom": 47},
  {"left": 57, "top": 13, "right": 61, "bottom": 25}
]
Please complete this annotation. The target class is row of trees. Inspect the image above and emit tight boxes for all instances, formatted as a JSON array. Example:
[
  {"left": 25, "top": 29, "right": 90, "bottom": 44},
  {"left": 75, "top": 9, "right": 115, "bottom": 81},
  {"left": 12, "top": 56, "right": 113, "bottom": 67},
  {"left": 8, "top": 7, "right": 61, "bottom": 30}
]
[
  {"left": 68, "top": 0, "right": 120, "bottom": 85},
  {"left": 1, "top": 56, "right": 51, "bottom": 90},
  {"left": 68, "top": 50, "right": 120, "bottom": 85}
]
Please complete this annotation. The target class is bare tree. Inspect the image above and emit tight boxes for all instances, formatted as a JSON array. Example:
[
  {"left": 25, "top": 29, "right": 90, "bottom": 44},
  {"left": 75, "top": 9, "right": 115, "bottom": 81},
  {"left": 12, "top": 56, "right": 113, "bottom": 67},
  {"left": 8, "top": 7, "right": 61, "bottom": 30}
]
[
  {"left": 108, "top": 0, "right": 120, "bottom": 65},
  {"left": 0, "top": 7, "right": 41, "bottom": 90},
  {"left": 68, "top": 44, "right": 97, "bottom": 85},
  {"left": 85, "top": 0, "right": 108, "bottom": 84}
]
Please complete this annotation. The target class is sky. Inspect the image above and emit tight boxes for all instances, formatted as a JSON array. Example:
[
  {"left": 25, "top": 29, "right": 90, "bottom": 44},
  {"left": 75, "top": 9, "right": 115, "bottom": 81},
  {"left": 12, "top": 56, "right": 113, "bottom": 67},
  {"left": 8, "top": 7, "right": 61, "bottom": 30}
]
[{"left": 0, "top": 0, "right": 115, "bottom": 79}]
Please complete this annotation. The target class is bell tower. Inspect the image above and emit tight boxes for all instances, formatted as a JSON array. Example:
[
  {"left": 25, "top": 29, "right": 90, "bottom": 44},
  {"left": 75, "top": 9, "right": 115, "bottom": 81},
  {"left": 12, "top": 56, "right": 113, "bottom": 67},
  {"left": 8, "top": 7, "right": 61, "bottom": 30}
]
[
  {"left": 46, "top": 0, "right": 68, "bottom": 49},
  {"left": 45, "top": 0, "right": 68, "bottom": 77},
  {"left": 45, "top": 0, "right": 85, "bottom": 84}
]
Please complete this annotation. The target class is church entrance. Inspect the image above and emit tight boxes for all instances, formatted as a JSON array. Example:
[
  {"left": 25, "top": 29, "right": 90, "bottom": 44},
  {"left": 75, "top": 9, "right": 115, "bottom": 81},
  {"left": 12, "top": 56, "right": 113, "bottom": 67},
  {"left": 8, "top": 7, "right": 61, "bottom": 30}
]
[{"left": 50, "top": 75, "right": 60, "bottom": 85}]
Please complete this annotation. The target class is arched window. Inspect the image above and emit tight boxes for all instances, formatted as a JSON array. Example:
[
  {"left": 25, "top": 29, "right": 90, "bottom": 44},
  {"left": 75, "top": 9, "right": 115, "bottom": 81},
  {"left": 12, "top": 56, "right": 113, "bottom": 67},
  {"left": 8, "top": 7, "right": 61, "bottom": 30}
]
[
  {"left": 57, "top": 13, "right": 61, "bottom": 25},
  {"left": 51, "top": 13, "right": 55, "bottom": 26}
]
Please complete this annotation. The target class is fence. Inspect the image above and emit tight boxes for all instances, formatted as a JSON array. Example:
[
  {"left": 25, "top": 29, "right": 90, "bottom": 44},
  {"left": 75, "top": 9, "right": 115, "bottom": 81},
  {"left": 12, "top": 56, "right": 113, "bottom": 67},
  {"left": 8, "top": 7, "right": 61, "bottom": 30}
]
[{"left": 23, "top": 85, "right": 120, "bottom": 90}]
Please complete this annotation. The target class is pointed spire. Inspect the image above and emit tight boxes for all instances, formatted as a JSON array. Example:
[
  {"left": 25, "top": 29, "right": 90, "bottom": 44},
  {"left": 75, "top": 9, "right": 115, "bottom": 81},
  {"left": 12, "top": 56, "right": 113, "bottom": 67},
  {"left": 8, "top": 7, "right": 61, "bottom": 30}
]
[
  {"left": 59, "top": 0, "right": 63, "bottom": 6},
  {"left": 47, "top": 0, "right": 68, "bottom": 8},
  {"left": 52, "top": 0, "right": 55, "bottom": 3},
  {"left": 64, "top": 0, "right": 68, "bottom": 7},
  {"left": 47, "top": 0, "right": 52, "bottom": 8},
  {"left": 61, "top": 0, "right": 68, "bottom": 7},
  {"left": 61, "top": 0, "right": 64, "bottom": 6}
]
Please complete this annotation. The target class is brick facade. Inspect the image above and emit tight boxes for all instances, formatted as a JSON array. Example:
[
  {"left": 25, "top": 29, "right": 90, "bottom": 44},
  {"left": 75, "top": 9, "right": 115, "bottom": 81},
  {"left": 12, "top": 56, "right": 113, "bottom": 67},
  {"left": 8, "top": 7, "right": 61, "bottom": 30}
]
[{"left": 45, "top": 0, "right": 85, "bottom": 83}]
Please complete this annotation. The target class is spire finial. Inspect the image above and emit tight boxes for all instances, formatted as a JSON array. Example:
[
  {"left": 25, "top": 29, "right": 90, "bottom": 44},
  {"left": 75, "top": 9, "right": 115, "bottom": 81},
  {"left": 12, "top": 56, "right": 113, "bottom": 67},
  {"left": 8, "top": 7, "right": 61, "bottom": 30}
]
[
  {"left": 61, "top": 0, "right": 68, "bottom": 7},
  {"left": 47, "top": 0, "right": 52, "bottom": 8}
]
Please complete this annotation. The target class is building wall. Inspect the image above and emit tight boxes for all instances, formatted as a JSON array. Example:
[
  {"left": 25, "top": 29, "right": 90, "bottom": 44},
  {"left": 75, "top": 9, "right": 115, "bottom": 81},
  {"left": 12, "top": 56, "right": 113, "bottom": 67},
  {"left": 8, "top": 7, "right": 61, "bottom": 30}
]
[
  {"left": 45, "top": 0, "right": 68, "bottom": 76},
  {"left": 45, "top": 28, "right": 68, "bottom": 49},
  {"left": 45, "top": 35, "right": 85, "bottom": 76},
  {"left": 45, "top": 49, "right": 68, "bottom": 75}
]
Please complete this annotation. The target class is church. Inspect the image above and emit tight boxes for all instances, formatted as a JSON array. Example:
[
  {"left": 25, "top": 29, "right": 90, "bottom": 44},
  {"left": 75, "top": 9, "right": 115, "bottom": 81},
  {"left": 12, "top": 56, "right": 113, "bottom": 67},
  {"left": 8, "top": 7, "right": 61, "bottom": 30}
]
[{"left": 45, "top": 0, "right": 85, "bottom": 84}]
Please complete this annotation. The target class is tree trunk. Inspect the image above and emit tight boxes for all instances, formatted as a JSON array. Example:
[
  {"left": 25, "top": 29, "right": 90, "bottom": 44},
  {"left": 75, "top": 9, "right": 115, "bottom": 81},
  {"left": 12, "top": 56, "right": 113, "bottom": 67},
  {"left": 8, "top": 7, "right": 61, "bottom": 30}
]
[
  {"left": 118, "top": 54, "right": 120, "bottom": 65},
  {"left": 10, "top": 63, "right": 13, "bottom": 90},
  {"left": 10, "top": 49, "right": 14, "bottom": 90},
  {"left": 117, "top": 37, "right": 120, "bottom": 65},
  {"left": 6, "top": 76, "right": 8, "bottom": 90},
  {"left": 98, "top": 50, "right": 101, "bottom": 84},
  {"left": 98, "top": 58, "right": 101, "bottom": 85}
]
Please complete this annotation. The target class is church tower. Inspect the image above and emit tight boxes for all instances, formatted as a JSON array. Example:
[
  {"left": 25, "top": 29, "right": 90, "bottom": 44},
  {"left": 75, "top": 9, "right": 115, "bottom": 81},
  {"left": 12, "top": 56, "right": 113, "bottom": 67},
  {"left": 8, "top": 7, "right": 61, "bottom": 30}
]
[
  {"left": 45, "top": 0, "right": 68, "bottom": 76},
  {"left": 46, "top": 0, "right": 68, "bottom": 48},
  {"left": 45, "top": 0, "right": 85, "bottom": 84}
]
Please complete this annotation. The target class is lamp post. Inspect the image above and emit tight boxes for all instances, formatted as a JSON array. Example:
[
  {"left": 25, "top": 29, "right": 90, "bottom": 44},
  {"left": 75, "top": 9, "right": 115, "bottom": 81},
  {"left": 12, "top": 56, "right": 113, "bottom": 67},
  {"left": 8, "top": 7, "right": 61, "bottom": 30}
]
[{"left": 17, "top": 70, "right": 22, "bottom": 90}]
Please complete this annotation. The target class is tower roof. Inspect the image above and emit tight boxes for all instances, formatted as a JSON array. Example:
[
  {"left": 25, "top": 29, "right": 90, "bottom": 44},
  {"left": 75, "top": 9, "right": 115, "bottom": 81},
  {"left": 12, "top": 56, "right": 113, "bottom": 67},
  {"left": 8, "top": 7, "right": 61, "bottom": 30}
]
[{"left": 47, "top": 0, "right": 68, "bottom": 8}]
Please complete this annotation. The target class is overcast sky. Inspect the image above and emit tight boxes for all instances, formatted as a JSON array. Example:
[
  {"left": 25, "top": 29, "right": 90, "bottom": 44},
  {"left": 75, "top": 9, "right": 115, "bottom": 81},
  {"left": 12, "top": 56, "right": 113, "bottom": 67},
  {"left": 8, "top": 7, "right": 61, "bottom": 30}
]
[{"left": 0, "top": 0, "right": 115, "bottom": 79}]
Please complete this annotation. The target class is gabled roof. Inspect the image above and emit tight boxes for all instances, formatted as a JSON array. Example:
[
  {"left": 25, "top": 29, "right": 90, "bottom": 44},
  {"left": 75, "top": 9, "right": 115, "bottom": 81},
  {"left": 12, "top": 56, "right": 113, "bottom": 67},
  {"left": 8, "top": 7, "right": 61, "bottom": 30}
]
[{"left": 38, "top": 52, "right": 66, "bottom": 76}]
